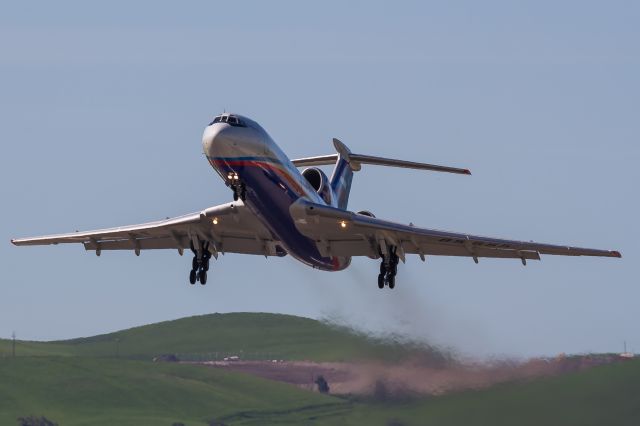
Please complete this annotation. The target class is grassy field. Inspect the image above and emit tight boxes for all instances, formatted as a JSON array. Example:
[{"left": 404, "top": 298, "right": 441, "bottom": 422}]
[
  {"left": 0, "top": 312, "right": 447, "bottom": 363},
  {"left": 338, "top": 358, "right": 640, "bottom": 426},
  {"left": 0, "top": 356, "right": 349, "bottom": 426},
  {"left": 1, "top": 313, "right": 638, "bottom": 425},
  {"left": 1, "top": 356, "right": 638, "bottom": 425}
]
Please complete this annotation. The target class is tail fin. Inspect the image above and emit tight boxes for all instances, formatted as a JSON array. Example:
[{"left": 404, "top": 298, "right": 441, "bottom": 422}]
[{"left": 330, "top": 138, "right": 354, "bottom": 209}]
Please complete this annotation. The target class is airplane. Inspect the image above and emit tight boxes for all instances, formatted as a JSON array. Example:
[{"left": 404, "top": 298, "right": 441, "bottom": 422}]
[{"left": 11, "top": 113, "right": 621, "bottom": 289}]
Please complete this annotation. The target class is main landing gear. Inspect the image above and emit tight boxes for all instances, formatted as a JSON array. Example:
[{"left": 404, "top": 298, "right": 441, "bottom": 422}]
[
  {"left": 378, "top": 247, "right": 399, "bottom": 290},
  {"left": 227, "top": 172, "right": 246, "bottom": 201},
  {"left": 189, "top": 241, "right": 211, "bottom": 285}
]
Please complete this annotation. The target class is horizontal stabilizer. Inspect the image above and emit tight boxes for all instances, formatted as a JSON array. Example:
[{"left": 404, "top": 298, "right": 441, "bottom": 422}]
[
  {"left": 291, "top": 155, "right": 339, "bottom": 168},
  {"left": 348, "top": 153, "right": 471, "bottom": 175},
  {"left": 291, "top": 139, "right": 471, "bottom": 175}
]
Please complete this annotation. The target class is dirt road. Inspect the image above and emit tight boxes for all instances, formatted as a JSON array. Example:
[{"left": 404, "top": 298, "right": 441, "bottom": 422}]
[{"left": 186, "top": 354, "right": 622, "bottom": 397}]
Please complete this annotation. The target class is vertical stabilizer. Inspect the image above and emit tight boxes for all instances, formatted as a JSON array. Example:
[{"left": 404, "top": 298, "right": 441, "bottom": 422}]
[{"left": 330, "top": 138, "right": 355, "bottom": 209}]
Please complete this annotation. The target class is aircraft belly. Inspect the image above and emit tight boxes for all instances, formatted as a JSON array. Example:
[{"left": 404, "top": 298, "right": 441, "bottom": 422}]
[{"left": 217, "top": 161, "right": 348, "bottom": 271}]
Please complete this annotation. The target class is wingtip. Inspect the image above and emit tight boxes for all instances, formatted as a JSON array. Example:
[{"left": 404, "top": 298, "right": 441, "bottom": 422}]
[
  {"left": 10, "top": 239, "right": 18, "bottom": 246},
  {"left": 612, "top": 250, "right": 622, "bottom": 258},
  {"left": 463, "top": 169, "right": 472, "bottom": 175}
]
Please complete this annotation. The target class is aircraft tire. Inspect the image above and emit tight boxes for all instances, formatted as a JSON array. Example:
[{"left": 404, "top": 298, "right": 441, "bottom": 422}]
[
  {"left": 390, "top": 264, "right": 397, "bottom": 275},
  {"left": 388, "top": 274, "right": 396, "bottom": 289},
  {"left": 199, "top": 270, "right": 207, "bottom": 285},
  {"left": 377, "top": 273, "right": 385, "bottom": 289},
  {"left": 189, "top": 269, "right": 197, "bottom": 285}
]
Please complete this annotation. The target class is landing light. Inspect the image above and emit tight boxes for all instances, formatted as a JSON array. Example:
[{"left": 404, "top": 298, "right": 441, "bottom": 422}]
[
  {"left": 212, "top": 218, "right": 219, "bottom": 225},
  {"left": 340, "top": 220, "right": 347, "bottom": 229}
]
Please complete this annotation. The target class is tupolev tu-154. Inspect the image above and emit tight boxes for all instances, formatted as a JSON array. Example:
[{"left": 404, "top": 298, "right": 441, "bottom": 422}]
[{"left": 12, "top": 113, "right": 621, "bottom": 289}]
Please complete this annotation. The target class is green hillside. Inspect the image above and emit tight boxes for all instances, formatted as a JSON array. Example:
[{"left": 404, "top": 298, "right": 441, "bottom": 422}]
[
  {"left": 1, "top": 313, "right": 638, "bottom": 425},
  {"left": 0, "top": 357, "right": 348, "bottom": 426},
  {"left": 0, "top": 312, "right": 447, "bottom": 363}
]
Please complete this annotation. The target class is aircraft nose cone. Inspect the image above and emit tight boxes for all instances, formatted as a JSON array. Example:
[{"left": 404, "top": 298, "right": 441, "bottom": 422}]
[
  {"left": 202, "top": 120, "right": 263, "bottom": 161},
  {"left": 202, "top": 123, "right": 233, "bottom": 157}
]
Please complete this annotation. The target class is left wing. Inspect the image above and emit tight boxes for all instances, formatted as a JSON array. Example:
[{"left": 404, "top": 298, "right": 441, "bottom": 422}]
[
  {"left": 289, "top": 200, "right": 621, "bottom": 263},
  {"left": 11, "top": 202, "right": 284, "bottom": 257}
]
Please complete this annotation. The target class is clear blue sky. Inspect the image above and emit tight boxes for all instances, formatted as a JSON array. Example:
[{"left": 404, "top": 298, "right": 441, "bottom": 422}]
[{"left": 1, "top": 1, "right": 637, "bottom": 358}]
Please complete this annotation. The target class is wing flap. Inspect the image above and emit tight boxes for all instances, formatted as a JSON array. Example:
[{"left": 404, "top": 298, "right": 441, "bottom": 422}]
[{"left": 83, "top": 237, "right": 180, "bottom": 251}]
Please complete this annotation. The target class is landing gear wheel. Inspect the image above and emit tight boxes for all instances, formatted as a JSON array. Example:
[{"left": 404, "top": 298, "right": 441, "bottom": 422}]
[
  {"left": 192, "top": 257, "right": 199, "bottom": 270},
  {"left": 198, "top": 270, "right": 207, "bottom": 285},
  {"left": 387, "top": 274, "right": 396, "bottom": 289},
  {"left": 189, "top": 269, "right": 197, "bottom": 285},
  {"left": 377, "top": 247, "right": 399, "bottom": 290},
  {"left": 389, "top": 264, "right": 397, "bottom": 277}
]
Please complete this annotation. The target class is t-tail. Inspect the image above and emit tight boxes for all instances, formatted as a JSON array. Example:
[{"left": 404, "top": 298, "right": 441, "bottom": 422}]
[{"left": 292, "top": 138, "right": 472, "bottom": 209}]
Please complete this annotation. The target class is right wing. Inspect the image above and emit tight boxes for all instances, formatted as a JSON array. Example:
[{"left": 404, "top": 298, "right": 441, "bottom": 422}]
[
  {"left": 289, "top": 199, "right": 621, "bottom": 263},
  {"left": 11, "top": 202, "right": 284, "bottom": 257}
]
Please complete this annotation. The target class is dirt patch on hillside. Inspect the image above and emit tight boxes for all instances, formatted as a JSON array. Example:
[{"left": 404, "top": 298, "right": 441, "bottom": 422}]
[{"left": 185, "top": 354, "right": 625, "bottom": 397}]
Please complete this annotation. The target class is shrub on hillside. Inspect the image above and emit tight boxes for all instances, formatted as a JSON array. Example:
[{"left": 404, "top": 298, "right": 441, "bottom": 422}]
[
  {"left": 153, "top": 354, "right": 180, "bottom": 362},
  {"left": 374, "top": 380, "right": 389, "bottom": 401},
  {"left": 315, "top": 375, "right": 330, "bottom": 393},
  {"left": 17, "top": 416, "right": 58, "bottom": 426}
]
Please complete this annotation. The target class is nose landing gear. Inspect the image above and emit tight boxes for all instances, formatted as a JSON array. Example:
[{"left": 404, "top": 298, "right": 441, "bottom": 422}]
[
  {"left": 377, "top": 247, "right": 399, "bottom": 289},
  {"left": 227, "top": 172, "right": 246, "bottom": 201},
  {"left": 189, "top": 241, "right": 211, "bottom": 285}
]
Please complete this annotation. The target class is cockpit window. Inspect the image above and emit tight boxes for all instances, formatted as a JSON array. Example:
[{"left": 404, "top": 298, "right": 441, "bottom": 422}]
[{"left": 208, "top": 114, "right": 247, "bottom": 127}]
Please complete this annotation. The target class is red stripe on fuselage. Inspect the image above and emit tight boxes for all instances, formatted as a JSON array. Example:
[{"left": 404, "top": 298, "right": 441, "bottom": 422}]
[{"left": 331, "top": 256, "right": 341, "bottom": 271}]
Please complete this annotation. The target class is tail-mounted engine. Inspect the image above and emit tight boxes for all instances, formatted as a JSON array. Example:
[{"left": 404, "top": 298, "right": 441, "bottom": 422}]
[{"left": 302, "top": 167, "right": 334, "bottom": 205}]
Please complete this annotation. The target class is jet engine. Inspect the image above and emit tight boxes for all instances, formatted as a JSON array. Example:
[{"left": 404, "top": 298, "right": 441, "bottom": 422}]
[{"left": 302, "top": 167, "right": 334, "bottom": 205}]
